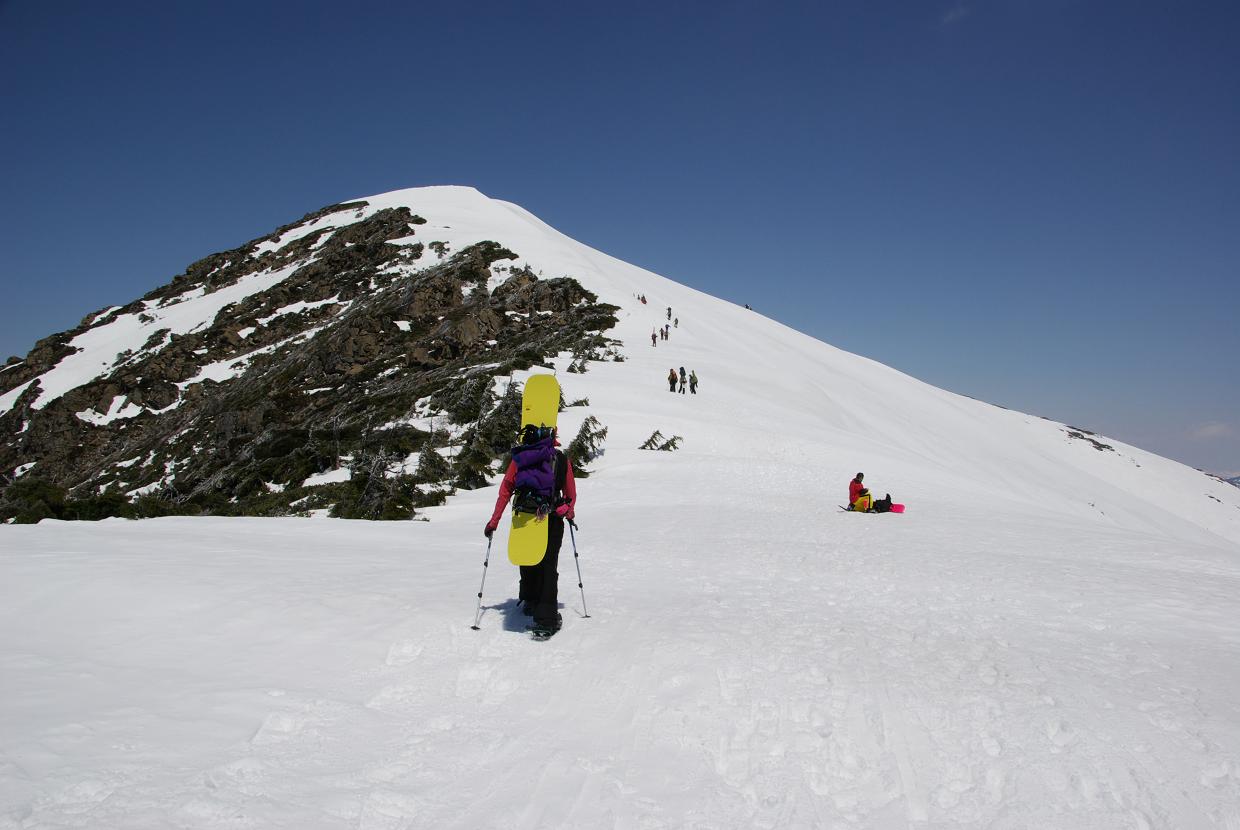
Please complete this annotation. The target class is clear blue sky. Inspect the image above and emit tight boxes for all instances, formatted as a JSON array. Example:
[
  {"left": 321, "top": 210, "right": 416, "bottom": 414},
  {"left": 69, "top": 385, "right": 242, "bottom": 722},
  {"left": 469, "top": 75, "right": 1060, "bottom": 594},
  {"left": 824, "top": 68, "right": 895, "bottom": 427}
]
[{"left": 2, "top": 1, "right": 1237, "bottom": 474}]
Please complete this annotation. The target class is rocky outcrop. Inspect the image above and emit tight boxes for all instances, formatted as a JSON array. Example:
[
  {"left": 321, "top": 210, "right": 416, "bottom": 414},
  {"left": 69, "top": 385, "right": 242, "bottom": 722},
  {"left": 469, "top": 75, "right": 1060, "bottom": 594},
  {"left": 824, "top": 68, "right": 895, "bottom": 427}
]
[{"left": 0, "top": 200, "right": 620, "bottom": 522}]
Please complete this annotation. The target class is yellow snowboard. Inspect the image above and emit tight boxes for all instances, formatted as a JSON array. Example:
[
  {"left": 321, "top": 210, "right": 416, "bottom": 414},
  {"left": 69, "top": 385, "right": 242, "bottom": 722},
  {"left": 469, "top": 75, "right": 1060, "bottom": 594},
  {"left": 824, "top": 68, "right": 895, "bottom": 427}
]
[
  {"left": 508, "top": 511, "right": 549, "bottom": 566},
  {"left": 508, "top": 374, "right": 560, "bottom": 566},
  {"left": 520, "top": 374, "right": 560, "bottom": 433}
]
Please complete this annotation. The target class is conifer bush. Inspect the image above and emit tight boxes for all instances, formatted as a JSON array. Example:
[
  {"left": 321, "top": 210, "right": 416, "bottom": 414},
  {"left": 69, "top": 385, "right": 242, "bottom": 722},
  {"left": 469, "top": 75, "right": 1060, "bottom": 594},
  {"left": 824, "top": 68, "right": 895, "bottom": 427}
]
[
  {"left": 567, "top": 416, "right": 608, "bottom": 477},
  {"left": 639, "top": 430, "right": 682, "bottom": 452}
]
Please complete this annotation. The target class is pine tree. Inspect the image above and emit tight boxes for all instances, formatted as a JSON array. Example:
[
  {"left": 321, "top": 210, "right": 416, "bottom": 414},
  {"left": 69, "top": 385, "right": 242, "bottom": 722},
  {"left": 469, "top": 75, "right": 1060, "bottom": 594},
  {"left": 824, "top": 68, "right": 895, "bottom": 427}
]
[
  {"left": 566, "top": 415, "right": 608, "bottom": 477},
  {"left": 441, "top": 374, "right": 495, "bottom": 424},
  {"left": 657, "top": 434, "right": 682, "bottom": 451},
  {"left": 476, "top": 380, "right": 522, "bottom": 456},
  {"left": 453, "top": 429, "right": 493, "bottom": 490},
  {"left": 413, "top": 443, "right": 453, "bottom": 484},
  {"left": 639, "top": 430, "right": 682, "bottom": 452}
]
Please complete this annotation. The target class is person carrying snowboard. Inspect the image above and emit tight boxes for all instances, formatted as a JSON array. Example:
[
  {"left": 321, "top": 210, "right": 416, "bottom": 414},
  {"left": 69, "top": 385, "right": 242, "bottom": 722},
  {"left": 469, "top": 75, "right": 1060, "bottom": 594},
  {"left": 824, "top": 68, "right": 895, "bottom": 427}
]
[
  {"left": 484, "top": 426, "right": 577, "bottom": 635},
  {"left": 678, "top": 367, "right": 688, "bottom": 394},
  {"left": 667, "top": 368, "right": 677, "bottom": 392},
  {"left": 848, "top": 472, "right": 871, "bottom": 512}
]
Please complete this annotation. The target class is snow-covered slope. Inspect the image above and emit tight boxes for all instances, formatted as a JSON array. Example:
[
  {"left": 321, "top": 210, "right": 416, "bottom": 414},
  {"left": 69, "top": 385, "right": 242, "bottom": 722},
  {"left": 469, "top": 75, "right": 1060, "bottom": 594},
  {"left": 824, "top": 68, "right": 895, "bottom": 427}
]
[
  {"left": 2, "top": 186, "right": 1239, "bottom": 828},
  {"left": 346, "top": 187, "right": 1240, "bottom": 547}
]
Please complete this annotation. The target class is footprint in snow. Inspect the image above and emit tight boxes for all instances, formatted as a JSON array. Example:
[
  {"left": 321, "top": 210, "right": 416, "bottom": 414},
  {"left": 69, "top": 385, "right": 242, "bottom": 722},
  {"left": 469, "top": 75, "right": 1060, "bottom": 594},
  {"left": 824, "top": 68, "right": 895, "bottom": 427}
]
[
  {"left": 1045, "top": 719, "right": 1077, "bottom": 750},
  {"left": 203, "top": 757, "right": 266, "bottom": 792},
  {"left": 385, "top": 640, "right": 423, "bottom": 666},
  {"left": 250, "top": 711, "right": 305, "bottom": 745},
  {"left": 357, "top": 790, "right": 421, "bottom": 830}
]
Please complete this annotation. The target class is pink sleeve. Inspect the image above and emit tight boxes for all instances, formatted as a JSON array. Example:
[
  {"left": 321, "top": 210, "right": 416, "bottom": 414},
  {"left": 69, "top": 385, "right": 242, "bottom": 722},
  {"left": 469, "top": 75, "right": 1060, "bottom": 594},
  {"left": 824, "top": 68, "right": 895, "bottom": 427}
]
[{"left": 487, "top": 461, "right": 517, "bottom": 527}]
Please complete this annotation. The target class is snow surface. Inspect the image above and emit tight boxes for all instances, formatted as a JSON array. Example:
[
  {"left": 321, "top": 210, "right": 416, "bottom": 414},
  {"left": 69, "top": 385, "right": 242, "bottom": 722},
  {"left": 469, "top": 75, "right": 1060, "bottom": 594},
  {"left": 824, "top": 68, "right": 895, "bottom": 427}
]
[{"left": 3, "top": 186, "right": 1240, "bottom": 828}]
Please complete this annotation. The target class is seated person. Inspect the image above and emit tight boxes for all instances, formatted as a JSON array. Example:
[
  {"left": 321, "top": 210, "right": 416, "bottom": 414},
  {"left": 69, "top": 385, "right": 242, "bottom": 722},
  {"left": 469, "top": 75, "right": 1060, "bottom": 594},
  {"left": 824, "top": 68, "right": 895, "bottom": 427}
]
[{"left": 849, "top": 472, "right": 871, "bottom": 511}]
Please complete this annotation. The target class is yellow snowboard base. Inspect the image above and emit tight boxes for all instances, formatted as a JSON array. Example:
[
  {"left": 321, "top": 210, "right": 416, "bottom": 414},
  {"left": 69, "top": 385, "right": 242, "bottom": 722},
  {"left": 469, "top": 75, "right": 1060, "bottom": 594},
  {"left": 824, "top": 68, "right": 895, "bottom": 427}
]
[
  {"left": 508, "top": 511, "right": 549, "bottom": 565},
  {"left": 507, "top": 374, "right": 561, "bottom": 566}
]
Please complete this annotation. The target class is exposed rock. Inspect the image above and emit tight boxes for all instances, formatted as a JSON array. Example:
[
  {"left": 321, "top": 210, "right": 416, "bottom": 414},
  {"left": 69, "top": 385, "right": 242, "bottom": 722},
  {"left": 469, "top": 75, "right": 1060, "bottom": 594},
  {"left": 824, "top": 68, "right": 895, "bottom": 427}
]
[{"left": 0, "top": 200, "right": 619, "bottom": 522}]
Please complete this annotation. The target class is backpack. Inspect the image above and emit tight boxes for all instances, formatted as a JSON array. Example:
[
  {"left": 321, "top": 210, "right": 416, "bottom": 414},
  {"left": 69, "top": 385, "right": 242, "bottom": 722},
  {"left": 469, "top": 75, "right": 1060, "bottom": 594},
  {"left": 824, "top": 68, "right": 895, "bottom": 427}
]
[
  {"left": 510, "top": 428, "right": 567, "bottom": 517},
  {"left": 873, "top": 493, "right": 893, "bottom": 513}
]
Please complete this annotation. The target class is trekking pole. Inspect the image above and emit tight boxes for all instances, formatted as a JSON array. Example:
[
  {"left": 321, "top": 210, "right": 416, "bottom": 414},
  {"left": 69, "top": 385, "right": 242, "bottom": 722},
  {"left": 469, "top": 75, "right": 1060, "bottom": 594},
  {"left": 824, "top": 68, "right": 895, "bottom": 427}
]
[
  {"left": 470, "top": 536, "right": 494, "bottom": 630},
  {"left": 567, "top": 519, "right": 590, "bottom": 618}
]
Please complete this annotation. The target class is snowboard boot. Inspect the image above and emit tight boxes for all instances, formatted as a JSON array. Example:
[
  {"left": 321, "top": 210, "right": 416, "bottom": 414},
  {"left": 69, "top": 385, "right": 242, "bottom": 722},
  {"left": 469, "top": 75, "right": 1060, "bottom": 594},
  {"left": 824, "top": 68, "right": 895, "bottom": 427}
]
[{"left": 529, "top": 612, "right": 562, "bottom": 639}]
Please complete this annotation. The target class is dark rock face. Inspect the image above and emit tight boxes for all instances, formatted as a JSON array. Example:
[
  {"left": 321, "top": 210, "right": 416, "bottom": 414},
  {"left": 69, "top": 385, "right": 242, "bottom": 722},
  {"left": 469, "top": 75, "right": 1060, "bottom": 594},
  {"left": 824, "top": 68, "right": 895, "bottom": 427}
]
[{"left": 0, "top": 200, "right": 619, "bottom": 521}]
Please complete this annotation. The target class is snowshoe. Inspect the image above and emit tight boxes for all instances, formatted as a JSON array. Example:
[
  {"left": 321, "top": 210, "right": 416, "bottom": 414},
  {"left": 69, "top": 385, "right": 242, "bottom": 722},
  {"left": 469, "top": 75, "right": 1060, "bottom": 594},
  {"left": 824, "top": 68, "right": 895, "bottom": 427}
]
[
  {"left": 530, "top": 626, "right": 558, "bottom": 641},
  {"left": 527, "top": 612, "right": 562, "bottom": 640}
]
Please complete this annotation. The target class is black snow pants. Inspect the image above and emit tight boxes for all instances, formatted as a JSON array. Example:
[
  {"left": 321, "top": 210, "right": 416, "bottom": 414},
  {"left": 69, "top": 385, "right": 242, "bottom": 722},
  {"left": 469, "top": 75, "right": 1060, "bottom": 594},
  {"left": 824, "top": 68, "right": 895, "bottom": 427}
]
[{"left": 519, "top": 515, "right": 564, "bottom": 626}]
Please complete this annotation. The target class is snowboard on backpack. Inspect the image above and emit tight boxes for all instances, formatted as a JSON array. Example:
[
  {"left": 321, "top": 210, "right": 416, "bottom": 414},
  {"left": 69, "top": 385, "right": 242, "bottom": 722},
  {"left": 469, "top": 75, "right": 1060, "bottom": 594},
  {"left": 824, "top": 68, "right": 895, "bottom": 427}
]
[{"left": 507, "top": 374, "right": 560, "bottom": 566}]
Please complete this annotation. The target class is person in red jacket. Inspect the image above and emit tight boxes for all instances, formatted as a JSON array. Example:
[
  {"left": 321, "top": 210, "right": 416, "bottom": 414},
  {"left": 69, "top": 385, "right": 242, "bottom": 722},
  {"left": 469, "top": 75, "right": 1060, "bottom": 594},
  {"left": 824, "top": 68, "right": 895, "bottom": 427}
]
[
  {"left": 484, "top": 433, "right": 577, "bottom": 633},
  {"left": 849, "top": 472, "right": 871, "bottom": 512}
]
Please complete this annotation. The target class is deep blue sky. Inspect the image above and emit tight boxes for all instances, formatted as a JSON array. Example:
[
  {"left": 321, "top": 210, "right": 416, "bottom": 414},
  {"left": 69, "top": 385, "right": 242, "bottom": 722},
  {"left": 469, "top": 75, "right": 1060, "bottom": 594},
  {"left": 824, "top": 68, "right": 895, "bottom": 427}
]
[{"left": 2, "top": 1, "right": 1237, "bottom": 473}]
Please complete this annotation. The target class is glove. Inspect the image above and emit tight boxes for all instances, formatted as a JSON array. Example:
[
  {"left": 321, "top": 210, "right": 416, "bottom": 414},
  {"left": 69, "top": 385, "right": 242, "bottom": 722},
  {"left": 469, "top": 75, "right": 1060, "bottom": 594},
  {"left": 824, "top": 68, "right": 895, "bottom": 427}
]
[
  {"left": 554, "top": 503, "right": 572, "bottom": 518},
  {"left": 484, "top": 521, "right": 497, "bottom": 539}
]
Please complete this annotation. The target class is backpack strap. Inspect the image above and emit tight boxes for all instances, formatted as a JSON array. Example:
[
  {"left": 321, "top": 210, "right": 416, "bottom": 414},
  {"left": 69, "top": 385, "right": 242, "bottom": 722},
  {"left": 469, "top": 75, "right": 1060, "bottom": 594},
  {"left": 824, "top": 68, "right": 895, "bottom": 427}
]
[{"left": 554, "top": 450, "right": 568, "bottom": 496}]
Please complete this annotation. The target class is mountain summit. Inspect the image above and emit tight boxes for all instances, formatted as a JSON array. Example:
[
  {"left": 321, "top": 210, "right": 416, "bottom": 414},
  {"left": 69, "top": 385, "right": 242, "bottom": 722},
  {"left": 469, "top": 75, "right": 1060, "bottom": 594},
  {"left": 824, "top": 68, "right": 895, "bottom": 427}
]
[{"left": 3, "top": 186, "right": 1237, "bottom": 546}]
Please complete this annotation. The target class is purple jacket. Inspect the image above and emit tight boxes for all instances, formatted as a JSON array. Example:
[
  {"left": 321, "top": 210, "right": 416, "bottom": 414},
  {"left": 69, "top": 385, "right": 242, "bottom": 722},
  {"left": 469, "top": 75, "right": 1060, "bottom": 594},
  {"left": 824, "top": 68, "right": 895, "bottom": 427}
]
[{"left": 511, "top": 435, "right": 557, "bottom": 495}]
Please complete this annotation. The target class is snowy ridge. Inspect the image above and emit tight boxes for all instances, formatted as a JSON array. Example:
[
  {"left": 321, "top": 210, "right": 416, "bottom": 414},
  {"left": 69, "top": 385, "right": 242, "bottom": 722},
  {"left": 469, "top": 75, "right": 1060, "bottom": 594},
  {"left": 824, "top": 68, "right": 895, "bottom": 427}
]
[
  {"left": 357, "top": 188, "right": 1240, "bottom": 549},
  {"left": 2, "top": 186, "right": 1239, "bottom": 828}
]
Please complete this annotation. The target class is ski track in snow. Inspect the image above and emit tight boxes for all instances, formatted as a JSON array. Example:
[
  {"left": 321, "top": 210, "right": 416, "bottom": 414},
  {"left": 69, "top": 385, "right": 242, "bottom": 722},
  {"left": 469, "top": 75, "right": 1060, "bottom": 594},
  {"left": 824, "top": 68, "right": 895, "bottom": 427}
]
[{"left": 3, "top": 187, "right": 1240, "bottom": 828}]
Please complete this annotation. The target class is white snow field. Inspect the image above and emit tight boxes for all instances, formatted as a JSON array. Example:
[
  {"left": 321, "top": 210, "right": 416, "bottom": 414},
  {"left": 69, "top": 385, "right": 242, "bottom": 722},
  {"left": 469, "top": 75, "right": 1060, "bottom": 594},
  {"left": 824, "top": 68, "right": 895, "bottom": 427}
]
[{"left": 3, "top": 187, "right": 1240, "bottom": 829}]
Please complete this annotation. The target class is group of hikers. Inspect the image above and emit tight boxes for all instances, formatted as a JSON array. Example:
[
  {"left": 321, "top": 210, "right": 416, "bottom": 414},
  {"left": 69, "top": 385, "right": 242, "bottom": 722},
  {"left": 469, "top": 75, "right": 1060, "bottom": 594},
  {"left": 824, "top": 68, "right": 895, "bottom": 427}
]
[
  {"left": 648, "top": 305, "right": 696, "bottom": 394},
  {"left": 667, "top": 367, "right": 698, "bottom": 394},
  {"left": 650, "top": 305, "right": 679, "bottom": 341}
]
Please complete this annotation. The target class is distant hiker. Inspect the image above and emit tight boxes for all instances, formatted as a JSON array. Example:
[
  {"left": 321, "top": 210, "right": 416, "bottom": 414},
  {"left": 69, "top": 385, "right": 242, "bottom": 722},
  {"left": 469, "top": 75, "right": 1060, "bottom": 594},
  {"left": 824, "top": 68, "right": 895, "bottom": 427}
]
[
  {"left": 640, "top": 295, "right": 647, "bottom": 304},
  {"left": 744, "top": 303, "right": 751, "bottom": 310},
  {"left": 651, "top": 330, "right": 657, "bottom": 347},
  {"left": 678, "top": 367, "right": 687, "bottom": 394},
  {"left": 484, "top": 426, "right": 577, "bottom": 634},
  {"left": 848, "top": 472, "right": 871, "bottom": 512},
  {"left": 667, "top": 368, "right": 677, "bottom": 392},
  {"left": 689, "top": 370, "right": 698, "bottom": 394},
  {"left": 667, "top": 307, "right": 672, "bottom": 320},
  {"left": 674, "top": 317, "right": 679, "bottom": 328}
]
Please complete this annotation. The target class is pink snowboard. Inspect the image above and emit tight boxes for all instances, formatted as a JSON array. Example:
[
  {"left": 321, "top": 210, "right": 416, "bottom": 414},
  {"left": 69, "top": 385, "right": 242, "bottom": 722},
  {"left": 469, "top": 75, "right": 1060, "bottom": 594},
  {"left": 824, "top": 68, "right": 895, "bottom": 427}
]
[{"left": 891, "top": 504, "right": 905, "bottom": 513}]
